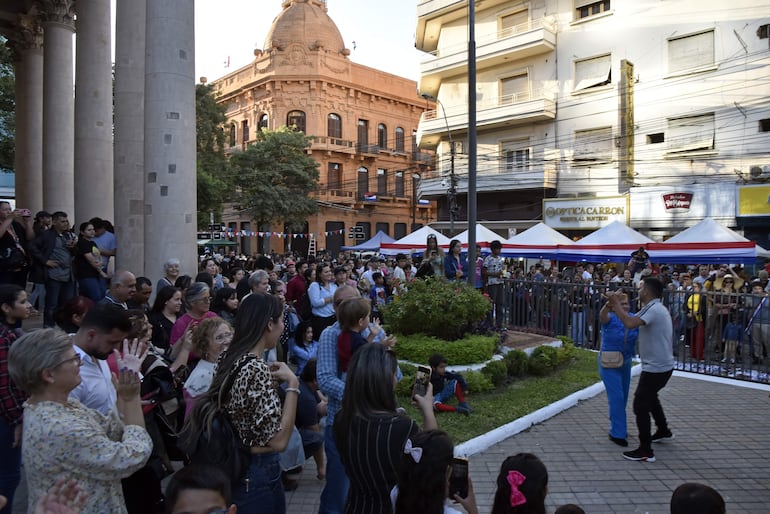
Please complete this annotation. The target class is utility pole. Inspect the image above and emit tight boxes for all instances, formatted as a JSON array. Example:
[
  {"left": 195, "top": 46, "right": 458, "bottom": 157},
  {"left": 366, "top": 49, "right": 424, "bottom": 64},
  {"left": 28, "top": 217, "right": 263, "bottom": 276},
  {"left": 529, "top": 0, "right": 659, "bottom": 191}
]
[
  {"left": 466, "top": 0, "right": 478, "bottom": 285},
  {"left": 421, "top": 93, "right": 457, "bottom": 233}
]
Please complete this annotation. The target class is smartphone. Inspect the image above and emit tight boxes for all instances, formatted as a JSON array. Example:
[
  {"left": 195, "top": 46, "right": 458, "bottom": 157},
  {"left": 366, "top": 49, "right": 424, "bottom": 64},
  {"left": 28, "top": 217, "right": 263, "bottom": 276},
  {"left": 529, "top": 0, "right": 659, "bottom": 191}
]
[
  {"left": 448, "top": 457, "right": 469, "bottom": 499},
  {"left": 413, "top": 365, "right": 431, "bottom": 397},
  {"left": 19, "top": 209, "right": 31, "bottom": 217}
]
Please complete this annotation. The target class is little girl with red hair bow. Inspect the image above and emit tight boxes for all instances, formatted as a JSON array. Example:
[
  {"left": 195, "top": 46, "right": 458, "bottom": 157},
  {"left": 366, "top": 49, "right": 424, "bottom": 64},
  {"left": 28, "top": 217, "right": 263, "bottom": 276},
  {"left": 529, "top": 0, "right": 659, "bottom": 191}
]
[{"left": 491, "top": 453, "right": 549, "bottom": 514}]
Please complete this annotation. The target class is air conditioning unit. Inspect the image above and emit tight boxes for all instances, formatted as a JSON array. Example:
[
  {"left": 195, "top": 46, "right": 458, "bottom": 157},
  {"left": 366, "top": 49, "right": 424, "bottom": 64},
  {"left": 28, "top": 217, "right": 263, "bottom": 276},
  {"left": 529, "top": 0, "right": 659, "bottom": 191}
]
[{"left": 749, "top": 165, "right": 770, "bottom": 179}]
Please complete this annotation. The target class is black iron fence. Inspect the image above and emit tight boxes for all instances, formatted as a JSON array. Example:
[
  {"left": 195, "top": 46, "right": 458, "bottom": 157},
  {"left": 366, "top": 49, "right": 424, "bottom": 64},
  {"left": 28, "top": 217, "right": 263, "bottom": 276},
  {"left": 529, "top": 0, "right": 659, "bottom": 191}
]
[{"left": 498, "top": 279, "right": 770, "bottom": 384}]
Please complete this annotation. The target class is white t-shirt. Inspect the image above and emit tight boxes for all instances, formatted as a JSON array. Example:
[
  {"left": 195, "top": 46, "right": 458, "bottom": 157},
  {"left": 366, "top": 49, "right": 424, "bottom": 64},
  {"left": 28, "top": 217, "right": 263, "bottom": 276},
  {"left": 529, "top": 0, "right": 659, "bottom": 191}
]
[{"left": 390, "top": 486, "right": 463, "bottom": 514}]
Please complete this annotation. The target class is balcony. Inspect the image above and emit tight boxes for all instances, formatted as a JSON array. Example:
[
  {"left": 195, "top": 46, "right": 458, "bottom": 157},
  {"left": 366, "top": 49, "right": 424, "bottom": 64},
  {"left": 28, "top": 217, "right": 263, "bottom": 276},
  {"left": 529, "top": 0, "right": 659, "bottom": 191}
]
[
  {"left": 309, "top": 136, "right": 356, "bottom": 154},
  {"left": 416, "top": 0, "right": 514, "bottom": 51},
  {"left": 419, "top": 18, "right": 556, "bottom": 95},
  {"left": 316, "top": 188, "right": 357, "bottom": 206},
  {"left": 416, "top": 89, "right": 556, "bottom": 147},
  {"left": 417, "top": 164, "right": 557, "bottom": 198}
]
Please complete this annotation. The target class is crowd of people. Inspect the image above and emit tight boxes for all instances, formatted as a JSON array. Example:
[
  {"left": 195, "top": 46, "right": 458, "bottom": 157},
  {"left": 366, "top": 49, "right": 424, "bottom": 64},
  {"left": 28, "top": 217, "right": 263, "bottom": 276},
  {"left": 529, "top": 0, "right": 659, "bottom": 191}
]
[{"left": 0, "top": 214, "right": 743, "bottom": 513}]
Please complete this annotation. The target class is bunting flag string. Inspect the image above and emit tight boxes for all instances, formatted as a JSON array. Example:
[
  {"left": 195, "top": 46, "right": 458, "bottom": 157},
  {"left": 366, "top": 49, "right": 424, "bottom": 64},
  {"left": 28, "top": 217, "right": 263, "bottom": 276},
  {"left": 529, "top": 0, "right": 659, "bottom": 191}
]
[{"left": 227, "top": 228, "right": 348, "bottom": 239}]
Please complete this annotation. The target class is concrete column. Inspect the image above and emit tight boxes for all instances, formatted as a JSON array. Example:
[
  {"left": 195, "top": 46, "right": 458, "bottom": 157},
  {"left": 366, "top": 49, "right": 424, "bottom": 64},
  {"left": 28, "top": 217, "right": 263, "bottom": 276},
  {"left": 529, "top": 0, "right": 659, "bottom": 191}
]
[
  {"left": 74, "top": 0, "right": 113, "bottom": 224},
  {"left": 9, "top": 14, "right": 44, "bottom": 211},
  {"left": 40, "top": 0, "right": 76, "bottom": 215},
  {"left": 113, "top": 0, "right": 147, "bottom": 276},
  {"left": 144, "top": 0, "right": 197, "bottom": 277}
]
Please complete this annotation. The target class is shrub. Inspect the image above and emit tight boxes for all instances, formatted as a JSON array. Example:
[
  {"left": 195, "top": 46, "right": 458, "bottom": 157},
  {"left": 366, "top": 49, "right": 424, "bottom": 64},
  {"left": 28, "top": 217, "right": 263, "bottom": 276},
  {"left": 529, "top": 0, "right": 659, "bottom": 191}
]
[
  {"left": 395, "top": 333, "right": 497, "bottom": 366},
  {"left": 503, "top": 349, "right": 529, "bottom": 377},
  {"left": 463, "top": 370, "right": 494, "bottom": 394},
  {"left": 481, "top": 360, "right": 508, "bottom": 387},
  {"left": 557, "top": 340, "right": 577, "bottom": 365},
  {"left": 383, "top": 277, "right": 491, "bottom": 340},
  {"left": 528, "top": 345, "right": 559, "bottom": 376}
]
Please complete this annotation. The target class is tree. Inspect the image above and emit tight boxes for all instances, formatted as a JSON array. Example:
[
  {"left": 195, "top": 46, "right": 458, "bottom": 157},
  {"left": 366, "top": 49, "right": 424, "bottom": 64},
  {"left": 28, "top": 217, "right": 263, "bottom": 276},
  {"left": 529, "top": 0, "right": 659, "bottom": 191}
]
[
  {"left": 196, "top": 83, "right": 230, "bottom": 227},
  {"left": 0, "top": 38, "right": 15, "bottom": 173},
  {"left": 230, "top": 127, "right": 319, "bottom": 233}
]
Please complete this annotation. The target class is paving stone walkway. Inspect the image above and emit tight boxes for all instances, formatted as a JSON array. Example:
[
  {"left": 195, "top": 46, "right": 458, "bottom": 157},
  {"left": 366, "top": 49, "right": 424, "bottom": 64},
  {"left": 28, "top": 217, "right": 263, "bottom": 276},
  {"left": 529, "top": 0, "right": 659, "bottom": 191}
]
[{"left": 284, "top": 373, "right": 770, "bottom": 513}]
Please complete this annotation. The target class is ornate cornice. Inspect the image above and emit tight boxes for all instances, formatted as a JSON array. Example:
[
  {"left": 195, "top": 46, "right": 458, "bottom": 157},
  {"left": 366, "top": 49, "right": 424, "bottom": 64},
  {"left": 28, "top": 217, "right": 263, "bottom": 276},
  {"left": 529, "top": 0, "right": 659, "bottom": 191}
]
[{"left": 5, "top": 10, "right": 44, "bottom": 60}]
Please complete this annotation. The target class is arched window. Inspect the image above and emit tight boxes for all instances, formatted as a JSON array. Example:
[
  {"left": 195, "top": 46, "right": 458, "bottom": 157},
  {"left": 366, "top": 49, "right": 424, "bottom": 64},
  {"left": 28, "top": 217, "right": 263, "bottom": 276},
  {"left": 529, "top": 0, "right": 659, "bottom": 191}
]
[
  {"left": 328, "top": 113, "right": 342, "bottom": 139},
  {"left": 377, "top": 123, "right": 387, "bottom": 149},
  {"left": 357, "top": 166, "right": 369, "bottom": 199},
  {"left": 229, "top": 124, "right": 236, "bottom": 146},
  {"left": 395, "top": 127, "right": 405, "bottom": 152},
  {"left": 258, "top": 114, "right": 268, "bottom": 132},
  {"left": 287, "top": 110, "right": 306, "bottom": 133}
]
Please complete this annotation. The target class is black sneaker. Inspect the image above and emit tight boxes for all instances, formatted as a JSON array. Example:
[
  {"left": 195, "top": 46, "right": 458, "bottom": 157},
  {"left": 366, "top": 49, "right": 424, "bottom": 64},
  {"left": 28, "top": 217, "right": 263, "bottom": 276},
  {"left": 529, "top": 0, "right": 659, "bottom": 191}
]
[
  {"left": 455, "top": 404, "right": 470, "bottom": 415},
  {"left": 609, "top": 435, "right": 629, "bottom": 447},
  {"left": 623, "top": 448, "right": 655, "bottom": 462},
  {"left": 651, "top": 430, "right": 675, "bottom": 443}
]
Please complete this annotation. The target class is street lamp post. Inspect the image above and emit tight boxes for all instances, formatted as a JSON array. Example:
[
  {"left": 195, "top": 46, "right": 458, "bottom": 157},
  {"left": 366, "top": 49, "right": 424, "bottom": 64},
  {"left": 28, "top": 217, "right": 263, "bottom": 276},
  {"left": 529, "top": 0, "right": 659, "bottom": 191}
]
[
  {"left": 420, "top": 93, "right": 457, "bottom": 233},
  {"left": 411, "top": 172, "right": 421, "bottom": 231}
]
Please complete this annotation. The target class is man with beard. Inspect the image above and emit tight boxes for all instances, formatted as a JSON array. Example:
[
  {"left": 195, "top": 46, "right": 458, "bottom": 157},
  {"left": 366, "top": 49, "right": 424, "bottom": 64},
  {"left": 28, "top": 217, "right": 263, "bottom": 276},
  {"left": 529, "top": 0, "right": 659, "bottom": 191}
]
[{"left": 69, "top": 303, "right": 139, "bottom": 415}]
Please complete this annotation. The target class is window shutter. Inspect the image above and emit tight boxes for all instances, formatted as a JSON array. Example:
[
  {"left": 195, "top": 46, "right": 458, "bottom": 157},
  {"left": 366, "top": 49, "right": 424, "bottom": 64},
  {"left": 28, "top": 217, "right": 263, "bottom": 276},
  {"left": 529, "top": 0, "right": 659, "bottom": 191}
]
[
  {"left": 668, "top": 31, "right": 714, "bottom": 73},
  {"left": 574, "top": 54, "right": 611, "bottom": 91},
  {"left": 667, "top": 114, "right": 714, "bottom": 152}
]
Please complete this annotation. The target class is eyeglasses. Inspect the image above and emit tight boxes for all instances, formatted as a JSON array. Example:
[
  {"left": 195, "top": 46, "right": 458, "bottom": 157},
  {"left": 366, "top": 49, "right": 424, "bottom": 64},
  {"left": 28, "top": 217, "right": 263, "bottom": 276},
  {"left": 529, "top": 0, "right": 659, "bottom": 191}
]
[{"left": 54, "top": 355, "right": 83, "bottom": 369}]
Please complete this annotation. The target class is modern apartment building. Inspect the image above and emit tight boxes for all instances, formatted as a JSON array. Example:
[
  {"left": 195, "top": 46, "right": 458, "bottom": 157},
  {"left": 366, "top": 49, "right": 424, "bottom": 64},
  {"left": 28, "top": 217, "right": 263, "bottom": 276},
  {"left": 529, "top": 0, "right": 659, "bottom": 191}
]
[
  {"left": 212, "top": 0, "right": 435, "bottom": 256},
  {"left": 415, "top": 0, "right": 770, "bottom": 241}
]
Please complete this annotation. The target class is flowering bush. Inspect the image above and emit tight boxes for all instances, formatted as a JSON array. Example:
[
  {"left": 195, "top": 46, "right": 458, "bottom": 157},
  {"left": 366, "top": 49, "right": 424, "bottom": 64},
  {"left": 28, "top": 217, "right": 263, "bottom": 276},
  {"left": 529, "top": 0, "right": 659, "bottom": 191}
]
[{"left": 383, "top": 277, "right": 491, "bottom": 341}]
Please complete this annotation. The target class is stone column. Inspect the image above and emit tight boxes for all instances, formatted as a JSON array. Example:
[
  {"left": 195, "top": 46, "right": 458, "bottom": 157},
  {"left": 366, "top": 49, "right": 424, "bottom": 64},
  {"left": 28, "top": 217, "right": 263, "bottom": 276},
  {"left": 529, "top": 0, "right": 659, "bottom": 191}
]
[
  {"left": 9, "top": 14, "right": 44, "bottom": 211},
  {"left": 40, "top": 0, "right": 76, "bottom": 215},
  {"left": 74, "top": 0, "right": 113, "bottom": 224},
  {"left": 113, "top": 0, "right": 147, "bottom": 276},
  {"left": 144, "top": 0, "right": 197, "bottom": 277}
]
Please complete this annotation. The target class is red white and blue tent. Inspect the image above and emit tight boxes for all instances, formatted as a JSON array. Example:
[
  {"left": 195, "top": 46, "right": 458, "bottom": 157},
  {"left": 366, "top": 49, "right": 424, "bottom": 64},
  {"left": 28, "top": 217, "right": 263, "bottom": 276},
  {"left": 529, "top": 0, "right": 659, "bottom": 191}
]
[
  {"left": 501, "top": 222, "right": 573, "bottom": 259},
  {"left": 380, "top": 226, "right": 451, "bottom": 256},
  {"left": 556, "top": 221, "right": 653, "bottom": 263},
  {"left": 450, "top": 224, "right": 504, "bottom": 250},
  {"left": 647, "top": 217, "right": 769, "bottom": 264}
]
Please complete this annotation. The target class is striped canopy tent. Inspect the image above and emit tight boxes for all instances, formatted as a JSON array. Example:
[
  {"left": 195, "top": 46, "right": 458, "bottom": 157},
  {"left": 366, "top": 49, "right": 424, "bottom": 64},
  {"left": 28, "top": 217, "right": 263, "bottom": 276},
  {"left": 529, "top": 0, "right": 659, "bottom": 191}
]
[
  {"left": 341, "top": 230, "right": 396, "bottom": 251},
  {"left": 501, "top": 222, "right": 574, "bottom": 259},
  {"left": 450, "top": 223, "right": 505, "bottom": 250},
  {"left": 380, "top": 225, "right": 451, "bottom": 256},
  {"left": 647, "top": 217, "right": 769, "bottom": 264},
  {"left": 556, "top": 221, "right": 653, "bottom": 262}
]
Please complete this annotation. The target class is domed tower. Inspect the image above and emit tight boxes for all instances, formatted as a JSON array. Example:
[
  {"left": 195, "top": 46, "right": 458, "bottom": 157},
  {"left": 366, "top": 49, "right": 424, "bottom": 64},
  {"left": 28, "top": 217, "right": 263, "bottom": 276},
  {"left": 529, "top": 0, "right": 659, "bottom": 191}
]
[{"left": 259, "top": 0, "right": 350, "bottom": 73}]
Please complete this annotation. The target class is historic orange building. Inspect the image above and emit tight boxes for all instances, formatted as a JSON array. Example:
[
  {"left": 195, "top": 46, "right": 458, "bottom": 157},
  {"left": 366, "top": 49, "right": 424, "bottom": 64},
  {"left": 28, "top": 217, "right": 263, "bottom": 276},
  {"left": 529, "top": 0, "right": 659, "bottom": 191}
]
[{"left": 211, "top": 0, "right": 435, "bottom": 256}]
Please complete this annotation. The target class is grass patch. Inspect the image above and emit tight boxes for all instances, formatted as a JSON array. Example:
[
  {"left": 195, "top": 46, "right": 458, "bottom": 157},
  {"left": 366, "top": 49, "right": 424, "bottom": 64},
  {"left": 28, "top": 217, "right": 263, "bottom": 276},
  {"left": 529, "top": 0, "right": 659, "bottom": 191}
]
[{"left": 397, "top": 348, "right": 601, "bottom": 444}]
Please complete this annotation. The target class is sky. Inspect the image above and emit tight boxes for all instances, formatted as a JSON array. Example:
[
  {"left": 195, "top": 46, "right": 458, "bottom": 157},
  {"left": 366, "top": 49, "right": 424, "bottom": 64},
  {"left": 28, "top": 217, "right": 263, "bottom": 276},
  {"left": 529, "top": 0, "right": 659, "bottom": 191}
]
[{"left": 193, "top": 0, "right": 423, "bottom": 83}]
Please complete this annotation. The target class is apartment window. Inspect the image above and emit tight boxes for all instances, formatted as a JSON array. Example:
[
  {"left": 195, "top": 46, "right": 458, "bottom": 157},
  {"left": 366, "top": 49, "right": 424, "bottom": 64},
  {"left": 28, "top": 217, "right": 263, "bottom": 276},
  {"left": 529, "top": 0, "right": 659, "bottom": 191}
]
[
  {"left": 327, "top": 163, "right": 341, "bottom": 191},
  {"left": 377, "top": 168, "right": 388, "bottom": 195},
  {"left": 667, "top": 113, "right": 715, "bottom": 153},
  {"left": 394, "top": 223, "right": 407, "bottom": 240},
  {"left": 760, "top": 119, "right": 770, "bottom": 132},
  {"left": 357, "top": 166, "right": 369, "bottom": 198},
  {"left": 668, "top": 30, "right": 714, "bottom": 74},
  {"left": 574, "top": 127, "right": 613, "bottom": 161},
  {"left": 574, "top": 54, "right": 611, "bottom": 91},
  {"left": 575, "top": 0, "right": 611, "bottom": 20},
  {"left": 257, "top": 114, "right": 268, "bottom": 132},
  {"left": 376, "top": 223, "right": 389, "bottom": 236},
  {"left": 395, "top": 127, "right": 405, "bottom": 152},
  {"left": 500, "top": 9, "right": 528, "bottom": 36},
  {"left": 502, "top": 140, "right": 531, "bottom": 172},
  {"left": 500, "top": 74, "right": 530, "bottom": 104},
  {"left": 287, "top": 110, "right": 306, "bottom": 133},
  {"left": 229, "top": 124, "right": 236, "bottom": 146},
  {"left": 647, "top": 132, "right": 665, "bottom": 144},
  {"left": 377, "top": 123, "right": 387, "bottom": 149},
  {"left": 328, "top": 113, "right": 342, "bottom": 138},
  {"left": 395, "top": 171, "right": 405, "bottom": 197},
  {"left": 241, "top": 120, "right": 249, "bottom": 142}
]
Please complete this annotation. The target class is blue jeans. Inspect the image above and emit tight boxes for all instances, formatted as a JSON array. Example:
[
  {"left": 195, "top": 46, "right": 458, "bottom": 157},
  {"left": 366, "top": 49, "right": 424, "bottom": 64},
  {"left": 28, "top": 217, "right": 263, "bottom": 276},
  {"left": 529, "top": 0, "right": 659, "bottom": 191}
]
[
  {"left": 44, "top": 278, "right": 76, "bottom": 328},
  {"left": 598, "top": 356, "right": 632, "bottom": 439},
  {"left": 571, "top": 310, "right": 585, "bottom": 345},
  {"left": 318, "top": 423, "right": 349, "bottom": 514},
  {"left": 78, "top": 277, "right": 104, "bottom": 302},
  {"left": 231, "top": 452, "right": 285, "bottom": 514},
  {"left": 434, "top": 379, "right": 458, "bottom": 404},
  {"left": 0, "top": 418, "right": 21, "bottom": 514}
]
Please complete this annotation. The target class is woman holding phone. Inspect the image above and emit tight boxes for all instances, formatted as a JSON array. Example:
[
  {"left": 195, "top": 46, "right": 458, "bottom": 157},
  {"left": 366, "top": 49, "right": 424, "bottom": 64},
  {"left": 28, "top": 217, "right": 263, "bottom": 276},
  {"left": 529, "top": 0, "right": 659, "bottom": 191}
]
[{"left": 334, "top": 343, "right": 437, "bottom": 514}]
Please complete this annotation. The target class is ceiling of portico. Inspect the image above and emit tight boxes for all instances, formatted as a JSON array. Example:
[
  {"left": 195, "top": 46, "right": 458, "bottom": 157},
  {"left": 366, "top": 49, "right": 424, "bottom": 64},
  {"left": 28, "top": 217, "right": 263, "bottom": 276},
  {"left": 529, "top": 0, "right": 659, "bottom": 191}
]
[{"left": 0, "top": 0, "right": 38, "bottom": 38}]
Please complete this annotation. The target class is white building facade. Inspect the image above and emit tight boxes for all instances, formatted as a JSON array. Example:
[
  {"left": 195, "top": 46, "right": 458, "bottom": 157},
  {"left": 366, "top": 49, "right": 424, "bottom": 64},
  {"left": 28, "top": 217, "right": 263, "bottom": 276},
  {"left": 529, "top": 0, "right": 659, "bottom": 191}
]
[{"left": 415, "top": 0, "right": 770, "bottom": 241}]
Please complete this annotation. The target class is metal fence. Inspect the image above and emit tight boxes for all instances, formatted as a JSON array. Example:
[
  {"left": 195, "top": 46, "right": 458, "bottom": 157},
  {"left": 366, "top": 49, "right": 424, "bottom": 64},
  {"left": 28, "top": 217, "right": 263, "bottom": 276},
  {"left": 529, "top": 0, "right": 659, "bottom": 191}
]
[{"left": 498, "top": 279, "right": 770, "bottom": 384}]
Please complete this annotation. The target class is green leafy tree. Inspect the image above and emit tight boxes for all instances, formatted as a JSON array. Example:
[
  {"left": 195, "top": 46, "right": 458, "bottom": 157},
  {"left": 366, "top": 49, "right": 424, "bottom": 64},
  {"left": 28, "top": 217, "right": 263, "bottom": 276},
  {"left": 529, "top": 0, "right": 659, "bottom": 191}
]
[
  {"left": 196, "top": 83, "right": 230, "bottom": 227},
  {"left": 0, "top": 38, "right": 15, "bottom": 173},
  {"left": 230, "top": 127, "right": 319, "bottom": 232}
]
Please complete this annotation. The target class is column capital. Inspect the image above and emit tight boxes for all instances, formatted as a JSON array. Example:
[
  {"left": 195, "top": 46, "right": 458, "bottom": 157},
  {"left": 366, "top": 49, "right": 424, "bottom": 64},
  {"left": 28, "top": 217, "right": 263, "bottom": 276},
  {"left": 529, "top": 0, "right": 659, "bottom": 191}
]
[
  {"left": 37, "top": 0, "right": 76, "bottom": 29},
  {"left": 7, "top": 12, "right": 45, "bottom": 58}
]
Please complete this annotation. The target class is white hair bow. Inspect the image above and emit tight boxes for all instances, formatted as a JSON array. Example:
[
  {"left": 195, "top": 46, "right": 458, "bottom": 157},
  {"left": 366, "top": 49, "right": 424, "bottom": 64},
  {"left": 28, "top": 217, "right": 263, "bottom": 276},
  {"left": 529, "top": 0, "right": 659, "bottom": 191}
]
[{"left": 403, "top": 438, "right": 422, "bottom": 463}]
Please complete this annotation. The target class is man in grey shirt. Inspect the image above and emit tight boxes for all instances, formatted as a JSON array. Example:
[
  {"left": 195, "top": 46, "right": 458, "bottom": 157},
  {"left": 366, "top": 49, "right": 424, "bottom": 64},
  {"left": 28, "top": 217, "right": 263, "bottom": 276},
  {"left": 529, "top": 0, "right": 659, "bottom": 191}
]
[{"left": 607, "top": 276, "right": 675, "bottom": 462}]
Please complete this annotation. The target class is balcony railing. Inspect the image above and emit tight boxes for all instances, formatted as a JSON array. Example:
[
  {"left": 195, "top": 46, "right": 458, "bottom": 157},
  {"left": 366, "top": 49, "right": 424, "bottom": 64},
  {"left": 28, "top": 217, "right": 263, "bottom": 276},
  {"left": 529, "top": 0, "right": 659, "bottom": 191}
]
[{"left": 309, "top": 136, "right": 356, "bottom": 153}]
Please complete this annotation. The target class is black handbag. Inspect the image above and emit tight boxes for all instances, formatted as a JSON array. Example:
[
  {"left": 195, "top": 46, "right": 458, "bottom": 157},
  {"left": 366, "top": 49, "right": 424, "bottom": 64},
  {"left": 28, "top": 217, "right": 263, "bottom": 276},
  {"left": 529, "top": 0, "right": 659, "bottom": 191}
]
[
  {"left": 185, "top": 355, "right": 254, "bottom": 483},
  {"left": 0, "top": 246, "right": 28, "bottom": 272}
]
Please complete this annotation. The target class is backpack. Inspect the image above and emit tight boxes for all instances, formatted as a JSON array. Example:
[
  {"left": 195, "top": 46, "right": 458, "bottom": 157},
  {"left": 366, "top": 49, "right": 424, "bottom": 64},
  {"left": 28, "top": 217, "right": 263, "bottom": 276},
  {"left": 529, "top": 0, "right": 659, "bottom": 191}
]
[{"left": 182, "top": 355, "right": 254, "bottom": 484}]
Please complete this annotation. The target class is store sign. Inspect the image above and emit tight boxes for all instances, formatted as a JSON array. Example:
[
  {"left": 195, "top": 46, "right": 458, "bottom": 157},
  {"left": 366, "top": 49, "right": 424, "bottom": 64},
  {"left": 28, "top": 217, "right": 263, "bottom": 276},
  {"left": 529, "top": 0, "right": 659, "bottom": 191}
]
[
  {"left": 662, "top": 192, "right": 693, "bottom": 211},
  {"left": 543, "top": 196, "right": 629, "bottom": 230},
  {"left": 737, "top": 185, "right": 770, "bottom": 217}
]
